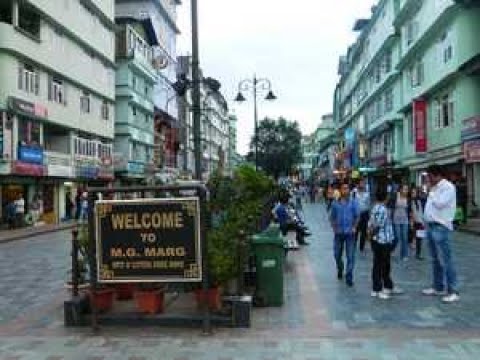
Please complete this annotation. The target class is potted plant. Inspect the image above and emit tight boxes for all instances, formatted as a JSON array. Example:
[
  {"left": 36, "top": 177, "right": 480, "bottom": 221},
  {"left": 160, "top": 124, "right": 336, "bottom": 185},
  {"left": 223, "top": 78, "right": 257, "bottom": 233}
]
[
  {"left": 75, "top": 223, "right": 115, "bottom": 312},
  {"left": 134, "top": 284, "right": 165, "bottom": 314}
]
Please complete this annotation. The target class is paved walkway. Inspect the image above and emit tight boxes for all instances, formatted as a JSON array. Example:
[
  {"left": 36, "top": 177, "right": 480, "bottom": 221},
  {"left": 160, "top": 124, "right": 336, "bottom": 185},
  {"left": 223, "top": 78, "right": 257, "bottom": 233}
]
[
  {"left": 0, "top": 221, "right": 76, "bottom": 244},
  {"left": 0, "top": 204, "right": 480, "bottom": 359}
]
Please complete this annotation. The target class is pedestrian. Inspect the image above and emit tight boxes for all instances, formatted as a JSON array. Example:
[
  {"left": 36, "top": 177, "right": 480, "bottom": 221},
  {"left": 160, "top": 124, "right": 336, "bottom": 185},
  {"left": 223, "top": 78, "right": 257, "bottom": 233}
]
[
  {"left": 294, "top": 184, "right": 303, "bottom": 212},
  {"left": 388, "top": 184, "right": 411, "bottom": 261},
  {"left": 14, "top": 194, "right": 25, "bottom": 228},
  {"left": 410, "top": 187, "right": 426, "bottom": 260},
  {"left": 355, "top": 178, "right": 371, "bottom": 253},
  {"left": 329, "top": 182, "right": 360, "bottom": 287},
  {"left": 422, "top": 164, "right": 460, "bottom": 303},
  {"left": 80, "top": 192, "right": 89, "bottom": 222},
  {"left": 75, "top": 189, "right": 82, "bottom": 220},
  {"left": 65, "top": 192, "right": 74, "bottom": 220},
  {"left": 5, "top": 201, "right": 16, "bottom": 229},
  {"left": 30, "top": 195, "right": 41, "bottom": 225},
  {"left": 368, "top": 187, "right": 403, "bottom": 299}
]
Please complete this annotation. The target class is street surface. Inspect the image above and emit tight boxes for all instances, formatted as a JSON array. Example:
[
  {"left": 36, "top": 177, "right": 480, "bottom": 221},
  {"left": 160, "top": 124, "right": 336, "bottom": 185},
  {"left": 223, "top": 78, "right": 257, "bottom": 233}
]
[{"left": 1, "top": 203, "right": 480, "bottom": 359}]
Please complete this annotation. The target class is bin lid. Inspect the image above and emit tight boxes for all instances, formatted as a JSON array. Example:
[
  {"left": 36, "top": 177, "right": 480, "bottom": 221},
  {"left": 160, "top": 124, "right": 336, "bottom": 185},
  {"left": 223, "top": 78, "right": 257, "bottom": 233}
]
[
  {"left": 261, "top": 224, "right": 281, "bottom": 237},
  {"left": 251, "top": 234, "right": 284, "bottom": 247}
]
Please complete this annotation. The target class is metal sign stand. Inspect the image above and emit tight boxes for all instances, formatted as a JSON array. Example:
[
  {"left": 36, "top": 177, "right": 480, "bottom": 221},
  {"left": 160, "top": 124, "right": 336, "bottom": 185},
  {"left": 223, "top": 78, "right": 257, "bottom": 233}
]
[{"left": 86, "top": 184, "right": 211, "bottom": 334}]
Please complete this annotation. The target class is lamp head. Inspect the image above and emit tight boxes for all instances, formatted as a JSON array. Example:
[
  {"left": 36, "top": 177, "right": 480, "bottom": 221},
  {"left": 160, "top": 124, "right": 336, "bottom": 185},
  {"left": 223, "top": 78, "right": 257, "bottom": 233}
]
[
  {"left": 234, "top": 92, "right": 246, "bottom": 102},
  {"left": 265, "top": 90, "right": 277, "bottom": 101}
]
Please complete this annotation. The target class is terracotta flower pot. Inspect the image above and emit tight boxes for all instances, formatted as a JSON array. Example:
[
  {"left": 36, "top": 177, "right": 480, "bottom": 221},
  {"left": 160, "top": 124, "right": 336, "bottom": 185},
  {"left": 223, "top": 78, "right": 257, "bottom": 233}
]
[
  {"left": 194, "top": 287, "right": 221, "bottom": 310},
  {"left": 135, "top": 289, "right": 165, "bottom": 314},
  {"left": 88, "top": 288, "right": 115, "bottom": 313},
  {"left": 115, "top": 283, "right": 135, "bottom": 300}
]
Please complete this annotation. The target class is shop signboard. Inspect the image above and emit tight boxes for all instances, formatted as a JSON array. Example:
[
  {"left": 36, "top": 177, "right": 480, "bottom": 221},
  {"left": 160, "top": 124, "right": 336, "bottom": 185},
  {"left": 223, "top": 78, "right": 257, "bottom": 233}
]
[
  {"left": 8, "top": 97, "right": 48, "bottom": 118},
  {"left": 18, "top": 146, "right": 43, "bottom": 164},
  {"left": 127, "top": 161, "right": 145, "bottom": 174},
  {"left": 413, "top": 99, "right": 427, "bottom": 153},
  {"left": 464, "top": 139, "right": 480, "bottom": 163},
  {"left": 47, "top": 164, "right": 74, "bottom": 178},
  {"left": 461, "top": 115, "right": 480, "bottom": 141},
  {"left": 76, "top": 165, "right": 99, "bottom": 179},
  {"left": 95, "top": 198, "right": 202, "bottom": 283},
  {"left": 13, "top": 161, "right": 44, "bottom": 176}
]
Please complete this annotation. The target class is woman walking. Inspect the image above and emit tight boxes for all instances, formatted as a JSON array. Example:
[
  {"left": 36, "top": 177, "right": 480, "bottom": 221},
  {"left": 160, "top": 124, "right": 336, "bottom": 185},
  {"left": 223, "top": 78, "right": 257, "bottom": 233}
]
[
  {"left": 388, "top": 184, "right": 411, "bottom": 261},
  {"left": 368, "top": 188, "right": 402, "bottom": 299},
  {"left": 410, "top": 187, "right": 426, "bottom": 260}
]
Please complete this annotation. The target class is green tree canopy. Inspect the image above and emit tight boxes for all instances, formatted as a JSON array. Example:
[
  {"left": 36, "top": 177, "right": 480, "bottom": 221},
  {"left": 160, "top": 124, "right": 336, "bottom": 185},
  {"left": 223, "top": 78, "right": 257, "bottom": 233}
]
[{"left": 247, "top": 117, "right": 302, "bottom": 179}]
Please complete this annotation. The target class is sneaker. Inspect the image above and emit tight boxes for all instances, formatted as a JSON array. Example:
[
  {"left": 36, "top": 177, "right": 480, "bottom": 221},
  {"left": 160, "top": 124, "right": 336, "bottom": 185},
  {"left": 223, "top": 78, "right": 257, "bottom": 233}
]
[
  {"left": 442, "top": 293, "right": 460, "bottom": 303},
  {"left": 422, "top": 288, "right": 446, "bottom": 296},
  {"left": 384, "top": 287, "right": 404, "bottom": 295},
  {"left": 337, "top": 269, "right": 343, "bottom": 280},
  {"left": 346, "top": 279, "right": 354, "bottom": 287},
  {"left": 371, "top": 291, "right": 379, "bottom": 298},
  {"left": 378, "top": 291, "right": 391, "bottom": 300}
]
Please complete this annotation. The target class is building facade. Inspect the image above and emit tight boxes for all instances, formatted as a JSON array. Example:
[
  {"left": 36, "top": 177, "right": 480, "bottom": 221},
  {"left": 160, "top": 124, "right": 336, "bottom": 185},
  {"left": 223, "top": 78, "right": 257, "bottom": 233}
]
[
  {"left": 333, "top": 0, "right": 480, "bottom": 209},
  {"left": 0, "top": 0, "right": 116, "bottom": 224},
  {"left": 113, "top": 21, "right": 157, "bottom": 184},
  {"left": 115, "top": 0, "right": 181, "bottom": 182}
]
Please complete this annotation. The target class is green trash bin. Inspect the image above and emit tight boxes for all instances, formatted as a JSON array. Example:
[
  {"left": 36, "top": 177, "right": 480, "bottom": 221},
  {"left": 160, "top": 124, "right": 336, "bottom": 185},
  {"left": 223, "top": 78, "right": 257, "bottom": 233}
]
[{"left": 251, "top": 232, "right": 285, "bottom": 306}]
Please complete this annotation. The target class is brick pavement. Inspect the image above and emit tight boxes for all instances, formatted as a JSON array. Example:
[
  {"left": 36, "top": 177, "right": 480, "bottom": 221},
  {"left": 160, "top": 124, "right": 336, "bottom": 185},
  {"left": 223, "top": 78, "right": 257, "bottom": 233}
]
[{"left": 0, "top": 204, "right": 479, "bottom": 359}]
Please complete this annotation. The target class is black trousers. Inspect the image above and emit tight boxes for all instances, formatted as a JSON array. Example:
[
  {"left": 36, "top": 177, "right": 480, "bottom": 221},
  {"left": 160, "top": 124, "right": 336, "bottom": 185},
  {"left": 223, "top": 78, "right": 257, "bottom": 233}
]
[
  {"left": 356, "top": 211, "right": 370, "bottom": 251},
  {"left": 371, "top": 241, "right": 393, "bottom": 292}
]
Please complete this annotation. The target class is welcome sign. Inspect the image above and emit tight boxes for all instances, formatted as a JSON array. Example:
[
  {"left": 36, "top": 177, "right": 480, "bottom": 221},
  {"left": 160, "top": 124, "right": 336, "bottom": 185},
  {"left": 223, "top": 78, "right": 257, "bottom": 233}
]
[{"left": 95, "top": 198, "right": 202, "bottom": 283}]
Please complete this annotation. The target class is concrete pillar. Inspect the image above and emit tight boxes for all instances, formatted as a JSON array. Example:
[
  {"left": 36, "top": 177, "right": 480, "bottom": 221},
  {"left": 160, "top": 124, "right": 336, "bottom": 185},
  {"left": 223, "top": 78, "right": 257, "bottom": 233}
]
[
  {"left": 57, "top": 183, "right": 66, "bottom": 222},
  {"left": 12, "top": 115, "right": 18, "bottom": 160}
]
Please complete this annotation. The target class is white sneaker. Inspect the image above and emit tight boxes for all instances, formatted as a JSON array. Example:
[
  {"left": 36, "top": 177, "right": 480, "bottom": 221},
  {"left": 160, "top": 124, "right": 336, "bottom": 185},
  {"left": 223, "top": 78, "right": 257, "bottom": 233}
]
[
  {"left": 378, "top": 291, "right": 391, "bottom": 300},
  {"left": 442, "top": 293, "right": 460, "bottom": 303},
  {"left": 371, "top": 291, "right": 379, "bottom": 297},
  {"left": 422, "top": 288, "right": 446, "bottom": 296},
  {"left": 384, "top": 287, "right": 404, "bottom": 295}
]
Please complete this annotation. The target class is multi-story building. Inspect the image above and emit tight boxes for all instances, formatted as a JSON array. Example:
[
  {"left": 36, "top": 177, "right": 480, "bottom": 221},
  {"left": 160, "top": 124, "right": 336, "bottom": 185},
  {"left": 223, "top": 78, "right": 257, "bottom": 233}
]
[
  {"left": 333, "top": 0, "right": 480, "bottom": 206},
  {"left": 228, "top": 114, "right": 238, "bottom": 175},
  {"left": 115, "top": 0, "right": 181, "bottom": 181},
  {"left": 0, "top": 0, "right": 116, "bottom": 224},
  {"left": 113, "top": 20, "right": 157, "bottom": 184}
]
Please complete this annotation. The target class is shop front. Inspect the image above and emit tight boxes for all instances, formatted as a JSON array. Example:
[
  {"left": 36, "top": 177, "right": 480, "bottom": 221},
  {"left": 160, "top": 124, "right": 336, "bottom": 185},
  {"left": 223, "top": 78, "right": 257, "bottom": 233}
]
[{"left": 462, "top": 115, "right": 480, "bottom": 215}]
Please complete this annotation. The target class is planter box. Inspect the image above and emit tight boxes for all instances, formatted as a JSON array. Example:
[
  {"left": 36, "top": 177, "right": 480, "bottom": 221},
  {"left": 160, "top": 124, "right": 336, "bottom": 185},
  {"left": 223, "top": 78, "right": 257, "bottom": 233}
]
[
  {"left": 135, "top": 289, "right": 165, "bottom": 314},
  {"left": 88, "top": 288, "right": 115, "bottom": 313},
  {"left": 194, "top": 287, "right": 221, "bottom": 310},
  {"left": 115, "top": 283, "right": 135, "bottom": 300}
]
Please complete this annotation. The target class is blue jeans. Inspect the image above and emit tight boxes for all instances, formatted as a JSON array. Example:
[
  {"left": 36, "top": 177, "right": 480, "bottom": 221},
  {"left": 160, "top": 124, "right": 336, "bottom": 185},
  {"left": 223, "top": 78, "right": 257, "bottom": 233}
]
[
  {"left": 334, "top": 233, "right": 356, "bottom": 283},
  {"left": 427, "top": 223, "right": 458, "bottom": 294},
  {"left": 393, "top": 224, "right": 409, "bottom": 259}
]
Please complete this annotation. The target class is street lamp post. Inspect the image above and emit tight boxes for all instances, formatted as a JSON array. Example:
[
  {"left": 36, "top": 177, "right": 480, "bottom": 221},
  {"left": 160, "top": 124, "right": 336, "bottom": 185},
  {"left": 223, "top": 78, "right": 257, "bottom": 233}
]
[{"left": 234, "top": 75, "right": 277, "bottom": 170}]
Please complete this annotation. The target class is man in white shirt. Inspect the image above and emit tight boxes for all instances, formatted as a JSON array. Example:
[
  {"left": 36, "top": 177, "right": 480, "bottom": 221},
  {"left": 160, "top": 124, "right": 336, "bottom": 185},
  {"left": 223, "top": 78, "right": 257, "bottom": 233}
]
[{"left": 422, "top": 164, "right": 459, "bottom": 303}]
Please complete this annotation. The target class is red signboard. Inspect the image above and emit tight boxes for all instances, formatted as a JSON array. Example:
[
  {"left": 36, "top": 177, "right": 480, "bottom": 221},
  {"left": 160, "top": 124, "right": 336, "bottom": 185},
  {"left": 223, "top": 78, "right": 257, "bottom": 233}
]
[
  {"left": 13, "top": 161, "right": 44, "bottom": 176},
  {"left": 413, "top": 99, "right": 427, "bottom": 153},
  {"left": 464, "top": 140, "right": 480, "bottom": 163}
]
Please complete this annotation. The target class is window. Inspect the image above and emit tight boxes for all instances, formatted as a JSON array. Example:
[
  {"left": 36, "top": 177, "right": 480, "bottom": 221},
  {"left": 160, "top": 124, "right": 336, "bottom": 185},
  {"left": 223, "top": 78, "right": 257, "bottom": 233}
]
[
  {"left": 384, "top": 51, "right": 392, "bottom": 74},
  {"left": 101, "top": 101, "right": 109, "bottom": 120},
  {"left": 80, "top": 91, "right": 90, "bottom": 113},
  {"left": 0, "top": 2, "right": 12, "bottom": 24},
  {"left": 145, "top": 86, "right": 148, "bottom": 96},
  {"left": 18, "top": 64, "right": 39, "bottom": 94},
  {"left": 444, "top": 45, "right": 453, "bottom": 63},
  {"left": 406, "top": 20, "right": 419, "bottom": 46},
  {"left": 145, "top": 114, "right": 149, "bottom": 123},
  {"left": 410, "top": 60, "right": 424, "bottom": 88},
  {"left": 384, "top": 88, "right": 393, "bottom": 113},
  {"left": 18, "top": 117, "right": 41, "bottom": 146},
  {"left": 375, "top": 65, "right": 381, "bottom": 83},
  {"left": 435, "top": 94, "right": 454, "bottom": 129},
  {"left": 132, "top": 106, "right": 137, "bottom": 117},
  {"left": 49, "top": 77, "right": 67, "bottom": 105},
  {"left": 18, "top": 3, "right": 41, "bottom": 39},
  {"left": 407, "top": 112, "right": 414, "bottom": 145},
  {"left": 376, "top": 98, "right": 383, "bottom": 120},
  {"left": 132, "top": 75, "right": 136, "bottom": 90}
]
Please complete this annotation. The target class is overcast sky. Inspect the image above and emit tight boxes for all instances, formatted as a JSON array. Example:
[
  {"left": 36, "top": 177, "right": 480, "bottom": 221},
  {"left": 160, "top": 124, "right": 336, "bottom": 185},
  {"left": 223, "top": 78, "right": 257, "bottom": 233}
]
[{"left": 176, "top": 0, "right": 376, "bottom": 155}]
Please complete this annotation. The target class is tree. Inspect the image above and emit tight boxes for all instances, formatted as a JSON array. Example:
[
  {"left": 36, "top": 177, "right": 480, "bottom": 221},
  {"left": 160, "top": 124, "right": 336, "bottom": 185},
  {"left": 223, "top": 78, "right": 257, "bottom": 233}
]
[{"left": 247, "top": 117, "right": 302, "bottom": 179}]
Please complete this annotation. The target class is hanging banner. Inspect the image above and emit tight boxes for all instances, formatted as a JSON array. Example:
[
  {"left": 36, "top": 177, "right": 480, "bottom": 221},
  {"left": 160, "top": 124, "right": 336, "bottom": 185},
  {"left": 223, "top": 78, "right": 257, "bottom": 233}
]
[
  {"left": 413, "top": 99, "right": 427, "bottom": 153},
  {"left": 95, "top": 198, "right": 202, "bottom": 283}
]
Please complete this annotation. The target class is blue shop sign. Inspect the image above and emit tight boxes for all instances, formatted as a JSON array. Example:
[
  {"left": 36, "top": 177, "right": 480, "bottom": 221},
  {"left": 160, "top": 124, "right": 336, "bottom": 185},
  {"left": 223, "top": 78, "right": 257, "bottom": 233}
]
[
  {"left": 18, "top": 146, "right": 43, "bottom": 164},
  {"left": 77, "top": 166, "right": 99, "bottom": 179},
  {"left": 127, "top": 161, "right": 145, "bottom": 174}
]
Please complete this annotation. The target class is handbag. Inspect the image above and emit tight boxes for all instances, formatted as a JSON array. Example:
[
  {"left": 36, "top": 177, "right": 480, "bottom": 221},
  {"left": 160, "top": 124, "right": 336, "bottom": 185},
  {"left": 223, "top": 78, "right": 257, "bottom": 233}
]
[{"left": 415, "top": 223, "right": 426, "bottom": 239}]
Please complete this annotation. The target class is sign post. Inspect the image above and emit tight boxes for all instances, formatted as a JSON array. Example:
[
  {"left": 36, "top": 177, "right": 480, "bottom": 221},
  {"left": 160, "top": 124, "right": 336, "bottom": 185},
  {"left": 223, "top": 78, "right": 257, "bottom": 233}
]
[
  {"left": 95, "top": 198, "right": 202, "bottom": 283},
  {"left": 87, "top": 184, "right": 210, "bottom": 333}
]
